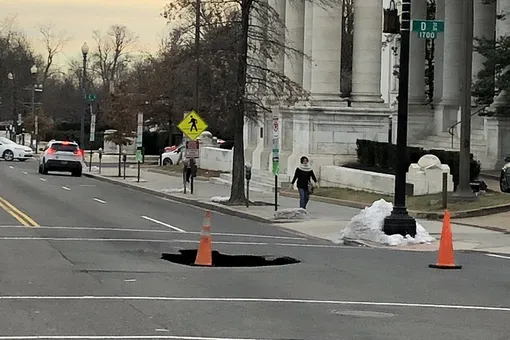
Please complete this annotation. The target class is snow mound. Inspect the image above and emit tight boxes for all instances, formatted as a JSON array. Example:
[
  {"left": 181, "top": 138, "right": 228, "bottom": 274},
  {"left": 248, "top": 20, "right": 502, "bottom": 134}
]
[
  {"left": 337, "top": 199, "right": 435, "bottom": 246},
  {"left": 129, "top": 178, "right": 147, "bottom": 183},
  {"left": 160, "top": 188, "right": 184, "bottom": 194},
  {"left": 211, "top": 196, "right": 230, "bottom": 203},
  {"left": 273, "top": 208, "right": 310, "bottom": 220}
]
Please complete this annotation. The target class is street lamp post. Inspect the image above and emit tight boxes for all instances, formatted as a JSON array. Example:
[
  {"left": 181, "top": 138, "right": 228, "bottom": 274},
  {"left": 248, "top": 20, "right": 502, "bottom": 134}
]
[
  {"left": 7, "top": 72, "right": 15, "bottom": 141},
  {"left": 81, "top": 42, "right": 89, "bottom": 151},
  {"left": 383, "top": 0, "right": 417, "bottom": 238},
  {"left": 30, "top": 65, "right": 39, "bottom": 153}
]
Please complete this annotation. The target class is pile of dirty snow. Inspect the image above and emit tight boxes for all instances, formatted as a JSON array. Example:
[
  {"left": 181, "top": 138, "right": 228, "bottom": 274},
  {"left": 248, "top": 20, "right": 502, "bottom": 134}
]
[
  {"left": 273, "top": 208, "right": 310, "bottom": 220},
  {"left": 160, "top": 188, "right": 184, "bottom": 194},
  {"left": 337, "top": 199, "right": 435, "bottom": 246},
  {"left": 211, "top": 196, "right": 230, "bottom": 203}
]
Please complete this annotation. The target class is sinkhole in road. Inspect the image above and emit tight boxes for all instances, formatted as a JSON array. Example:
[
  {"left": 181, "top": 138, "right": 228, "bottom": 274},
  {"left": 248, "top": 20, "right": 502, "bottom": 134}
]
[{"left": 161, "top": 249, "right": 301, "bottom": 267}]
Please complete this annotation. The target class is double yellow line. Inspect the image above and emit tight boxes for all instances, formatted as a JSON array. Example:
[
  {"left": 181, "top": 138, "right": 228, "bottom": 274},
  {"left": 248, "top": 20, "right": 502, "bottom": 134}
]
[{"left": 0, "top": 196, "right": 38, "bottom": 227}]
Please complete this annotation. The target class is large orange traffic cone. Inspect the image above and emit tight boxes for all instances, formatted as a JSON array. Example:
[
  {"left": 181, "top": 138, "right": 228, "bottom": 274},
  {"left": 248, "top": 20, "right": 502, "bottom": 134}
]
[
  {"left": 195, "top": 211, "right": 213, "bottom": 266},
  {"left": 429, "top": 210, "right": 462, "bottom": 269}
]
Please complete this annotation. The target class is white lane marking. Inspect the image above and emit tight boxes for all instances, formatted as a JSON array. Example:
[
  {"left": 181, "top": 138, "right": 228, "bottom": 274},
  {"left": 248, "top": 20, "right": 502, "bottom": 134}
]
[
  {"left": 0, "top": 226, "right": 306, "bottom": 240},
  {"left": 141, "top": 216, "right": 186, "bottom": 233},
  {"left": 93, "top": 198, "right": 106, "bottom": 204},
  {"left": 486, "top": 253, "right": 510, "bottom": 260},
  {"left": 0, "top": 296, "right": 506, "bottom": 313},
  {"left": 62, "top": 186, "right": 71, "bottom": 191},
  {"left": 23, "top": 171, "right": 28, "bottom": 175},
  {"left": 39, "top": 178, "right": 46, "bottom": 182},
  {"left": 0, "top": 237, "right": 339, "bottom": 248},
  {"left": 8, "top": 166, "right": 13, "bottom": 169},
  {"left": 0, "top": 336, "right": 267, "bottom": 340}
]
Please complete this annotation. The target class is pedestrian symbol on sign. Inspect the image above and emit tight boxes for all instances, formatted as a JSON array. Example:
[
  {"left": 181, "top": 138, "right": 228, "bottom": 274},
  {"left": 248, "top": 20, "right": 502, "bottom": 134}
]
[
  {"left": 177, "top": 110, "right": 209, "bottom": 141},
  {"left": 189, "top": 116, "right": 198, "bottom": 132}
]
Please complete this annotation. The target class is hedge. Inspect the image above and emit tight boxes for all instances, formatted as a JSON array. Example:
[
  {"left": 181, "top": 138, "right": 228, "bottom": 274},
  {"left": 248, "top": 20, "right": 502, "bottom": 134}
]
[{"left": 355, "top": 139, "right": 481, "bottom": 188}]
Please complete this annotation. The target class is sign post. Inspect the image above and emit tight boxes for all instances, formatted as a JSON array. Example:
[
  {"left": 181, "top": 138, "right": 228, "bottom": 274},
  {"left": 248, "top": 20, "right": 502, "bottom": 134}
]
[
  {"left": 411, "top": 19, "right": 445, "bottom": 39},
  {"left": 272, "top": 108, "right": 280, "bottom": 211},
  {"left": 177, "top": 110, "right": 208, "bottom": 195},
  {"left": 89, "top": 104, "right": 95, "bottom": 171},
  {"left": 136, "top": 112, "right": 143, "bottom": 183}
]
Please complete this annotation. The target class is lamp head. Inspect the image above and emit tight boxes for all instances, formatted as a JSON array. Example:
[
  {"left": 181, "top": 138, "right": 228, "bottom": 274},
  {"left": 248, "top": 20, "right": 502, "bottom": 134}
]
[
  {"left": 30, "top": 65, "right": 38, "bottom": 75},
  {"left": 81, "top": 42, "right": 89, "bottom": 55}
]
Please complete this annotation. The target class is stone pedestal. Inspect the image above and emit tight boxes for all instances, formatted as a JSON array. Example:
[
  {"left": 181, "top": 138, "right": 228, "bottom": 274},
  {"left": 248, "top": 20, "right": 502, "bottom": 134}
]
[
  {"left": 244, "top": 105, "right": 391, "bottom": 176},
  {"left": 485, "top": 117, "right": 510, "bottom": 169}
]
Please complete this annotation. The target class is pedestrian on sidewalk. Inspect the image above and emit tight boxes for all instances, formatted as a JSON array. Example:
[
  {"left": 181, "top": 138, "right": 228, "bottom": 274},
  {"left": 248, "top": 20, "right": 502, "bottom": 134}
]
[{"left": 291, "top": 156, "right": 318, "bottom": 209}]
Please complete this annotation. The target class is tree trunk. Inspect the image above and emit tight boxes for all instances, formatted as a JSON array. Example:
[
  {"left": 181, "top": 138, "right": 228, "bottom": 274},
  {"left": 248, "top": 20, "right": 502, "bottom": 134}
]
[{"left": 228, "top": 0, "right": 252, "bottom": 205}]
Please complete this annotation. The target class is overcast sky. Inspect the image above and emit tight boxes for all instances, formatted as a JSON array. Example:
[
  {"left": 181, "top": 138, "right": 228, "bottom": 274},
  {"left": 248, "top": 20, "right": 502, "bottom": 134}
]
[{"left": 3, "top": 0, "right": 170, "bottom": 66}]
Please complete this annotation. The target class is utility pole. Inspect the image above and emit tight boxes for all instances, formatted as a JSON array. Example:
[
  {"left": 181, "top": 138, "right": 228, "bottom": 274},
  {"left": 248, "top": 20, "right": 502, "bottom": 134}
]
[
  {"left": 194, "top": 0, "right": 201, "bottom": 112},
  {"left": 453, "top": 0, "right": 477, "bottom": 199},
  {"left": 383, "top": 0, "right": 417, "bottom": 238}
]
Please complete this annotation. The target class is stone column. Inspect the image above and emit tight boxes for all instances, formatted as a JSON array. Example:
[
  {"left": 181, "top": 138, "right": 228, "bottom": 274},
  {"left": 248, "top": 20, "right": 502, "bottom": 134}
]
[
  {"left": 309, "top": 2, "right": 343, "bottom": 100},
  {"left": 267, "top": 0, "right": 286, "bottom": 76},
  {"left": 284, "top": 0, "right": 305, "bottom": 86},
  {"left": 472, "top": 0, "right": 496, "bottom": 106},
  {"left": 432, "top": 0, "right": 445, "bottom": 105},
  {"left": 409, "top": 0, "right": 428, "bottom": 104},
  {"left": 434, "top": 0, "right": 463, "bottom": 133},
  {"left": 302, "top": 1, "right": 313, "bottom": 92},
  {"left": 351, "top": 0, "right": 384, "bottom": 106},
  {"left": 491, "top": 0, "right": 510, "bottom": 109}
]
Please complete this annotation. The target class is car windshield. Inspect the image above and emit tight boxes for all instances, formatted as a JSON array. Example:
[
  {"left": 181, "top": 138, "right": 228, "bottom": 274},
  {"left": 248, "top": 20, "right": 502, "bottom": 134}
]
[
  {"left": 51, "top": 143, "right": 78, "bottom": 152},
  {"left": 0, "top": 137, "right": 15, "bottom": 144}
]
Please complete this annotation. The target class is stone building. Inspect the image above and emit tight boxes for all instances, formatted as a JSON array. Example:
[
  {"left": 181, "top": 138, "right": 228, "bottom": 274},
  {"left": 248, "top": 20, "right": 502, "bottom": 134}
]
[{"left": 243, "top": 0, "right": 510, "bottom": 182}]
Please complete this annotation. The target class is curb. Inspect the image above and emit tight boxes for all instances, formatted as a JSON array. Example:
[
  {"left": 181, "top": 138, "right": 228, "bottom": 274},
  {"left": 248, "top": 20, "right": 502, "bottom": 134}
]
[
  {"left": 280, "top": 191, "right": 510, "bottom": 220},
  {"left": 83, "top": 172, "right": 275, "bottom": 224}
]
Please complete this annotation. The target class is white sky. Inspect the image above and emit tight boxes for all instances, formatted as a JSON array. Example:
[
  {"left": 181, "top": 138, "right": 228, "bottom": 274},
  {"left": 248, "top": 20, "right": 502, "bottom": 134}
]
[{"left": 2, "top": 0, "right": 171, "bottom": 66}]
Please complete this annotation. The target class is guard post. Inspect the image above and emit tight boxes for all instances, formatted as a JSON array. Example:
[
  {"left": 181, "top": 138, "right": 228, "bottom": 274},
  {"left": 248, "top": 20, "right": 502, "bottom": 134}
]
[
  {"left": 122, "top": 149, "right": 127, "bottom": 180},
  {"left": 245, "top": 162, "right": 252, "bottom": 208},
  {"left": 98, "top": 148, "right": 103, "bottom": 174}
]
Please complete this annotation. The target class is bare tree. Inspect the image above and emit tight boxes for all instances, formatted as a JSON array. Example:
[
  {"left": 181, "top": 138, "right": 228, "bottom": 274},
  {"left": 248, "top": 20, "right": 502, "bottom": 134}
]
[
  {"left": 91, "top": 25, "right": 138, "bottom": 91},
  {"left": 37, "top": 22, "right": 71, "bottom": 83},
  {"left": 163, "top": 0, "right": 338, "bottom": 205}
]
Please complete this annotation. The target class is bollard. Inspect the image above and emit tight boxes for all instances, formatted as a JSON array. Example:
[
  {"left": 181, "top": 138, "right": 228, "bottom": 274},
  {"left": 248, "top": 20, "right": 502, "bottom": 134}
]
[
  {"left": 182, "top": 163, "right": 187, "bottom": 194},
  {"left": 122, "top": 150, "right": 127, "bottom": 180},
  {"left": 190, "top": 158, "right": 197, "bottom": 195},
  {"left": 442, "top": 172, "right": 448, "bottom": 209},
  {"left": 245, "top": 162, "right": 252, "bottom": 208},
  {"left": 137, "top": 161, "right": 141, "bottom": 183},
  {"left": 98, "top": 148, "right": 103, "bottom": 174},
  {"left": 89, "top": 149, "right": 93, "bottom": 172}
]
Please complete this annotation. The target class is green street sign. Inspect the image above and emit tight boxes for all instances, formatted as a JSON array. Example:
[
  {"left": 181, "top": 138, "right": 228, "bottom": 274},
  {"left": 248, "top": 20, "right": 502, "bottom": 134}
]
[
  {"left": 87, "top": 94, "right": 97, "bottom": 102},
  {"left": 412, "top": 20, "right": 445, "bottom": 39}
]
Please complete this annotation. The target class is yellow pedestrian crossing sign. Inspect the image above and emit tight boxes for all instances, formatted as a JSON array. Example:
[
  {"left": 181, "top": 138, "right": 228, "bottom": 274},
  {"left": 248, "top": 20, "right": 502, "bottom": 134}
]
[{"left": 177, "top": 110, "right": 208, "bottom": 141}]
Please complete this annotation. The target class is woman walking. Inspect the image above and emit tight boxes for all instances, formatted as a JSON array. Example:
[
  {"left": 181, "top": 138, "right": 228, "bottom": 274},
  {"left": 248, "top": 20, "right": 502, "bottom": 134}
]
[{"left": 291, "top": 156, "right": 318, "bottom": 209}]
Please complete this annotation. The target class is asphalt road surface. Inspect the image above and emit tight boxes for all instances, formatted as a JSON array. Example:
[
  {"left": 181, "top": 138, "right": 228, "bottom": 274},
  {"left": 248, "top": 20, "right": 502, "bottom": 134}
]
[{"left": 0, "top": 159, "right": 509, "bottom": 340}]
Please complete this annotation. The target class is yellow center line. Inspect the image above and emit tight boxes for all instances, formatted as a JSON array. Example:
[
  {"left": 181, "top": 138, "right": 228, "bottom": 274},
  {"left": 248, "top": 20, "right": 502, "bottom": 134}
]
[{"left": 0, "top": 197, "right": 39, "bottom": 227}]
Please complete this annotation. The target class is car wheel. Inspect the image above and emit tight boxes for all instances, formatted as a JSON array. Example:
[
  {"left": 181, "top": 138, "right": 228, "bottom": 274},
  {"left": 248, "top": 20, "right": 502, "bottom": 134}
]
[
  {"left": 42, "top": 163, "right": 48, "bottom": 174},
  {"left": 163, "top": 158, "right": 173, "bottom": 166},
  {"left": 38, "top": 164, "right": 43, "bottom": 174},
  {"left": 18, "top": 159, "right": 27, "bottom": 162},
  {"left": 2, "top": 150, "right": 14, "bottom": 161},
  {"left": 72, "top": 169, "right": 82, "bottom": 177}
]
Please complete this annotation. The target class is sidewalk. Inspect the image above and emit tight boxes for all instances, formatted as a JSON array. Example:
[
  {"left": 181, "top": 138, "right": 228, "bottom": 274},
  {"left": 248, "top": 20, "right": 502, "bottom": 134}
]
[{"left": 83, "top": 167, "right": 510, "bottom": 254}]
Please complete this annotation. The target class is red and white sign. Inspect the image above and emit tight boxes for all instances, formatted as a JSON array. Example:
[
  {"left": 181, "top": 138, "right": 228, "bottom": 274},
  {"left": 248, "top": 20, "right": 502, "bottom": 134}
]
[{"left": 185, "top": 140, "right": 199, "bottom": 159}]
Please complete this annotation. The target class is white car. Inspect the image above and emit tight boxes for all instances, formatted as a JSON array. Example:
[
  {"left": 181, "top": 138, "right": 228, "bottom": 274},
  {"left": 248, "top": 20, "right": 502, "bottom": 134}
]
[
  {"left": 0, "top": 137, "right": 34, "bottom": 161},
  {"left": 38, "top": 140, "right": 83, "bottom": 177},
  {"left": 161, "top": 145, "right": 184, "bottom": 166}
]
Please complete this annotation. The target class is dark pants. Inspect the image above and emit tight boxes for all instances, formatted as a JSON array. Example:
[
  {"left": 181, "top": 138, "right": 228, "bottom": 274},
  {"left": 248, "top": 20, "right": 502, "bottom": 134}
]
[{"left": 298, "top": 187, "right": 310, "bottom": 209}]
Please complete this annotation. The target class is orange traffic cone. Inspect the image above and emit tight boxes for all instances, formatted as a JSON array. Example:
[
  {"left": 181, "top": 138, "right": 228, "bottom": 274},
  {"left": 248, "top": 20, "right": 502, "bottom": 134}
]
[
  {"left": 429, "top": 210, "right": 462, "bottom": 269},
  {"left": 195, "top": 211, "right": 213, "bottom": 266}
]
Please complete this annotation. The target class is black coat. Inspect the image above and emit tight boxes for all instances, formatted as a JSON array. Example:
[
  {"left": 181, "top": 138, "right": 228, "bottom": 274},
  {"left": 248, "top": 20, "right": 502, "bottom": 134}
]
[{"left": 291, "top": 167, "right": 317, "bottom": 189}]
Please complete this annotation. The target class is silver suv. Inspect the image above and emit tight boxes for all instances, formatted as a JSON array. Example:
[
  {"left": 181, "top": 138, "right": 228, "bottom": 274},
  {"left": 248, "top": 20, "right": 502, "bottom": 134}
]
[{"left": 38, "top": 140, "right": 83, "bottom": 177}]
